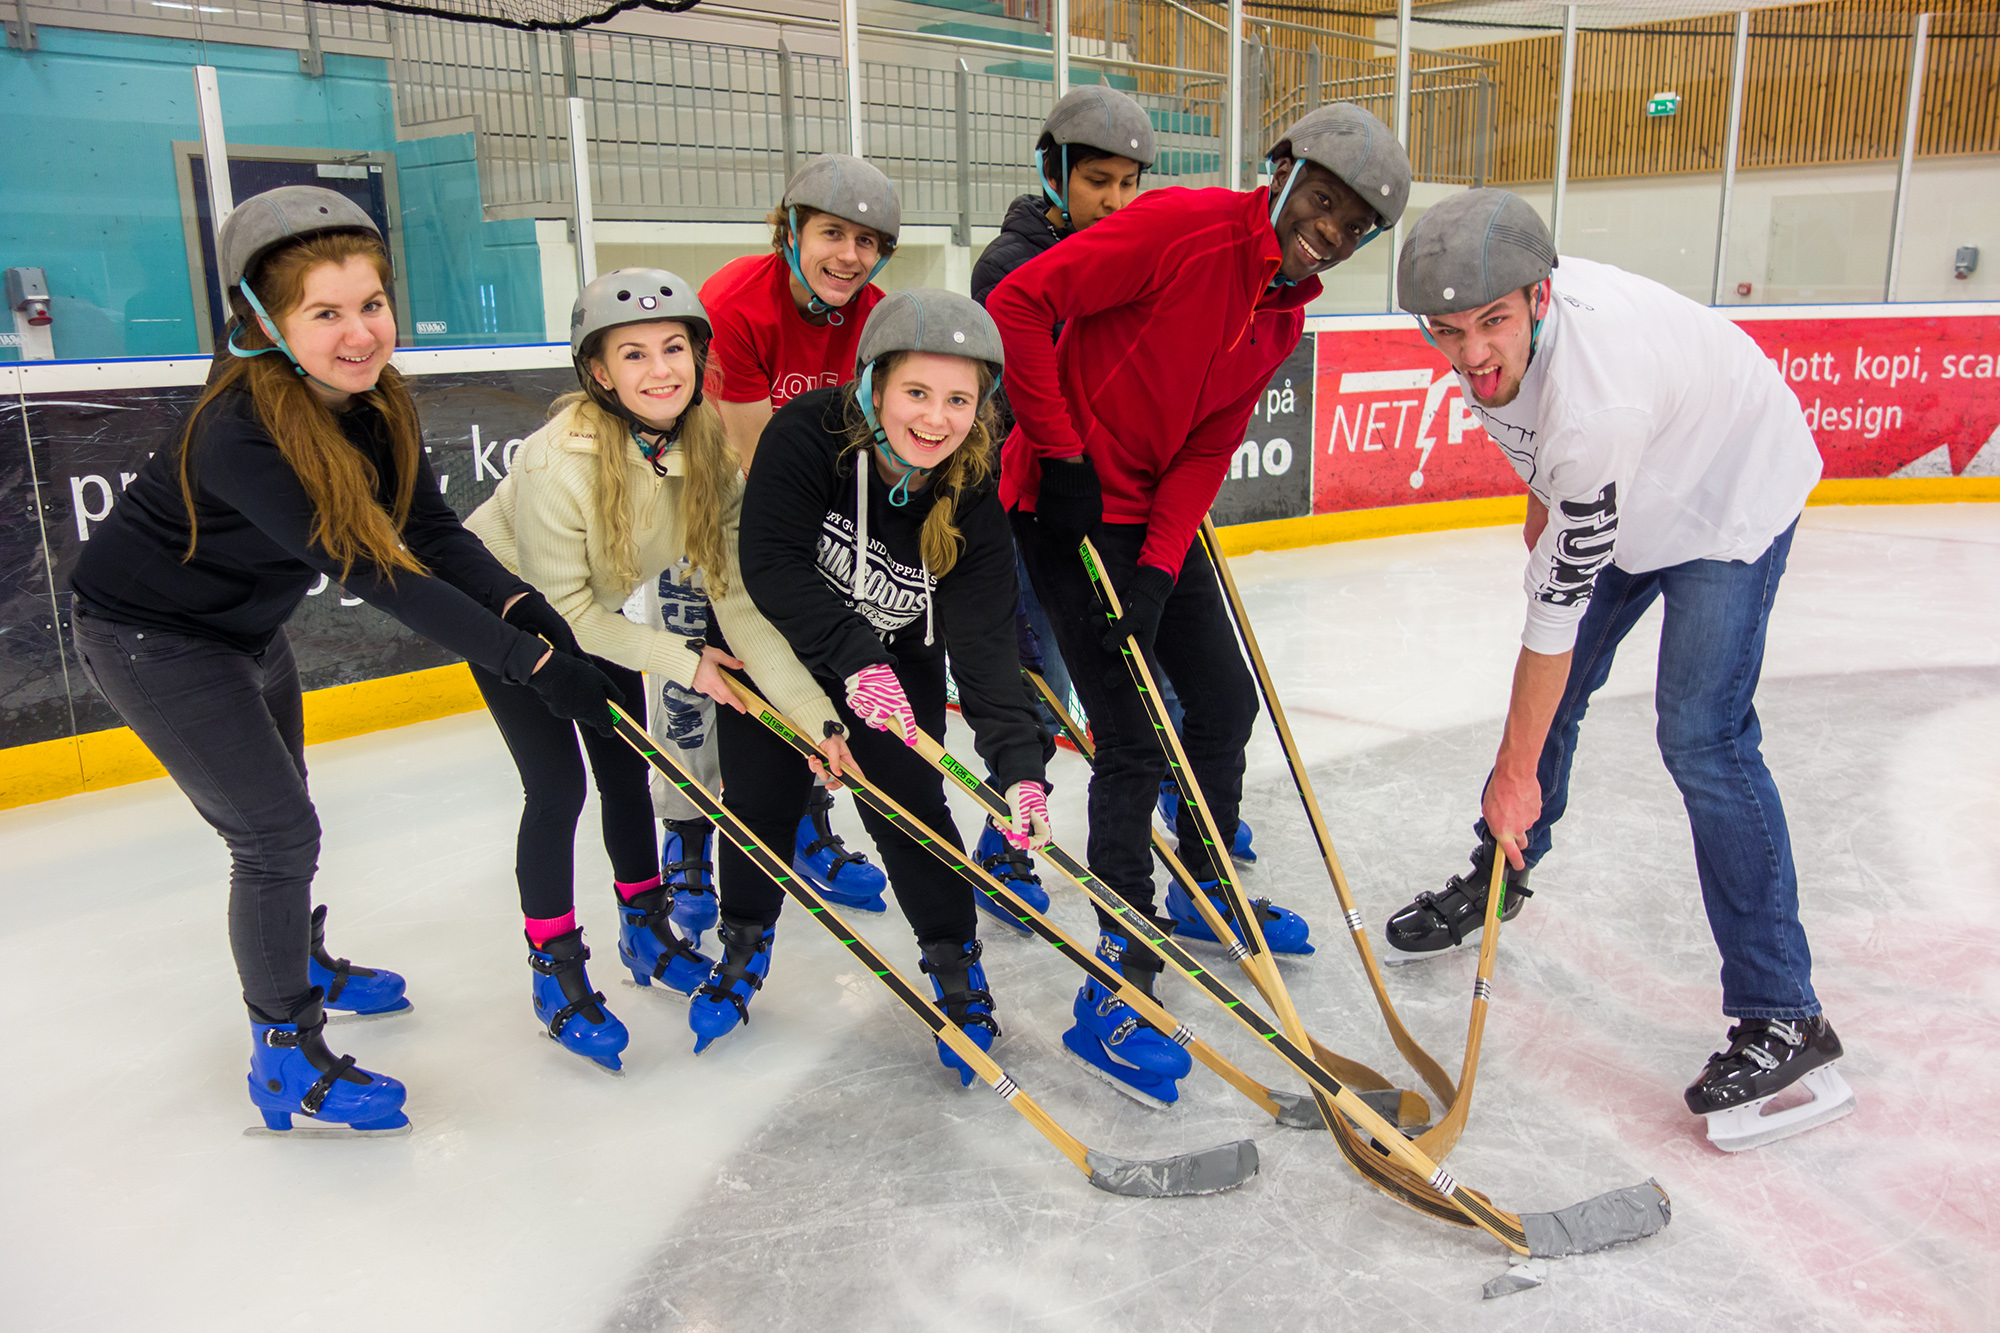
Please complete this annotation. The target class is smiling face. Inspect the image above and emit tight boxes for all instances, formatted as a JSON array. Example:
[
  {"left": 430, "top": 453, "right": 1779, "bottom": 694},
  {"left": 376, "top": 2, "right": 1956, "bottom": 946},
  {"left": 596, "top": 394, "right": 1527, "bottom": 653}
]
[
  {"left": 870, "top": 351, "right": 981, "bottom": 481},
  {"left": 1422, "top": 282, "right": 1548, "bottom": 407},
  {"left": 788, "top": 211, "right": 888, "bottom": 313},
  {"left": 275, "top": 255, "right": 397, "bottom": 407},
  {"left": 1269, "top": 158, "right": 1381, "bottom": 284},
  {"left": 588, "top": 319, "right": 699, "bottom": 432},
  {"left": 1054, "top": 152, "right": 1144, "bottom": 230}
]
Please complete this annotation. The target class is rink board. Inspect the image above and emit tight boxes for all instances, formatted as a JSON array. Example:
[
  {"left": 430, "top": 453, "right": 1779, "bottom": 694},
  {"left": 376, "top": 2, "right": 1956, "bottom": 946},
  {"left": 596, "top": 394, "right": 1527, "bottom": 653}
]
[{"left": 3, "top": 302, "right": 1997, "bottom": 805}]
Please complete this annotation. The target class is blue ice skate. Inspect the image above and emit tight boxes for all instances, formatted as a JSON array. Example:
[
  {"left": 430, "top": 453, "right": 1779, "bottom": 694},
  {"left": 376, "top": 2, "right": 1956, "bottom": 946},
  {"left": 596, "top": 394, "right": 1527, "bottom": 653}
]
[
  {"left": 1165, "top": 878, "right": 1314, "bottom": 956},
  {"left": 661, "top": 817, "right": 719, "bottom": 946},
  {"left": 617, "top": 884, "right": 714, "bottom": 997},
  {"left": 792, "top": 788, "right": 887, "bottom": 913},
  {"left": 919, "top": 938, "right": 1000, "bottom": 1087},
  {"left": 1157, "top": 781, "right": 1258, "bottom": 863},
  {"left": 308, "top": 905, "right": 410, "bottom": 1018},
  {"left": 245, "top": 989, "right": 409, "bottom": 1137},
  {"left": 1061, "top": 929, "right": 1192, "bottom": 1109},
  {"left": 689, "top": 916, "right": 774, "bottom": 1054},
  {"left": 528, "top": 928, "right": 629, "bottom": 1074},
  {"left": 972, "top": 820, "right": 1049, "bottom": 934}
]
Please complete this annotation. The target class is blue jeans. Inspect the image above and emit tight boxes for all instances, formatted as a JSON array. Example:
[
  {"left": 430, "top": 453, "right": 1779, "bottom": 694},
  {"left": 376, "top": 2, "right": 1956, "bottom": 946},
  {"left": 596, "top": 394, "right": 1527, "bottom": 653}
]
[{"left": 1480, "top": 521, "right": 1817, "bottom": 1021}]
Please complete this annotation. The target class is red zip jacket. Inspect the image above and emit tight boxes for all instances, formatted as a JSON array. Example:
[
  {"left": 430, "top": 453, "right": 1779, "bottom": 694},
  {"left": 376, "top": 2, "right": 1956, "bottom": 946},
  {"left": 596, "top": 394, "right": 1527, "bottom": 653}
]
[{"left": 987, "top": 184, "right": 1320, "bottom": 577}]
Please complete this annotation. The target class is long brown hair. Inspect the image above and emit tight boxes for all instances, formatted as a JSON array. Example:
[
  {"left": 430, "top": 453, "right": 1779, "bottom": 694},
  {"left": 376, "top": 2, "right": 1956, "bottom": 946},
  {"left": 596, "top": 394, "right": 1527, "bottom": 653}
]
[
  {"left": 563, "top": 327, "right": 741, "bottom": 595},
  {"left": 178, "top": 231, "right": 425, "bottom": 580},
  {"left": 843, "top": 351, "right": 997, "bottom": 579}
]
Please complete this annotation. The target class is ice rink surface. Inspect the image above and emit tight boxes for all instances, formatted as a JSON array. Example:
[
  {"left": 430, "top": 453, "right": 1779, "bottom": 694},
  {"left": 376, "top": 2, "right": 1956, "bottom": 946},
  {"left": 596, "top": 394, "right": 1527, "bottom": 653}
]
[{"left": 4, "top": 504, "right": 1996, "bottom": 1332}]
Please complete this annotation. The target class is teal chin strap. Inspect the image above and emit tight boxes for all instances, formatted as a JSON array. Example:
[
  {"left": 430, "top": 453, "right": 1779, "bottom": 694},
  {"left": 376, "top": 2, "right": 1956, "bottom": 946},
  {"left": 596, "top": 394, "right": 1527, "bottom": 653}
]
[
  {"left": 855, "top": 360, "right": 932, "bottom": 507},
  {"left": 782, "top": 205, "right": 891, "bottom": 327},
  {"left": 1035, "top": 145, "right": 1071, "bottom": 229},
  {"left": 629, "top": 423, "right": 682, "bottom": 466},
  {"left": 1266, "top": 159, "right": 1388, "bottom": 288},
  {"left": 228, "top": 282, "right": 345, "bottom": 397}
]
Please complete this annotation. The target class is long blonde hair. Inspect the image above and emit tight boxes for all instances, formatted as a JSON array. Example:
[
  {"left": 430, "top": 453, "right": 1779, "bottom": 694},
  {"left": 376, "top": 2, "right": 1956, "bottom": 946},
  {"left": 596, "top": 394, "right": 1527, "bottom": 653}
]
[
  {"left": 179, "top": 232, "right": 425, "bottom": 579},
  {"left": 559, "top": 334, "right": 740, "bottom": 595},
  {"left": 842, "top": 351, "right": 998, "bottom": 579}
]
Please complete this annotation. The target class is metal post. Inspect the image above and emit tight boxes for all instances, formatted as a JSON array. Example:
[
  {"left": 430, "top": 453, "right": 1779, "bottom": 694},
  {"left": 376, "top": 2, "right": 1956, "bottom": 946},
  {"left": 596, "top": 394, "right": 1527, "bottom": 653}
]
[
  {"left": 561, "top": 31, "right": 577, "bottom": 97},
  {"left": 1226, "top": 0, "right": 1242, "bottom": 187},
  {"left": 778, "top": 39, "right": 799, "bottom": 185},
  {"left": 1174, "top": 7, "right": 1183, "bottom": 104},
  {"left": 841, "top": 0, "right": 864, "bottom": 157},
  {"left": 567, "top": 96, "right": 598, "bottom": 287},
  {"left": 528, "top": 33, "right": 549, "bottom": 204},
  {"left": 954, "top": 58, "right": 972, "bottom": 249},
  {"left": 1305, "top": 46, "right": 1321, "bottom": 115},
  {"left": 6, "top": 0, "right": 36, "bottom": 51},
  {"left": 1711, "top": 9, "right": 1749, "bottom": 305},
  {"left": 1474, "top": 70, "right": 1491, "bottom": 187},
  {"left": 193, "top": 66, "right": 236, "bottom": 321},
  {"left": 1240, "top": 34, "right": 1261, "bottom": 186},
  {"left": 1053, "top": 0, "right": 1069, "bottom": 96},
  {"left": 299, "top": 2, "right": 325, "bottom": 77},
  {"left": 1885, "top": 12, "right": 1931, "bottom": 302},
  {"left": 1550, "top": 3, "right": 1578, "bottom": 252},
  {"left": 1387, "top": 0, "right": 1411, "bottom": 312}
]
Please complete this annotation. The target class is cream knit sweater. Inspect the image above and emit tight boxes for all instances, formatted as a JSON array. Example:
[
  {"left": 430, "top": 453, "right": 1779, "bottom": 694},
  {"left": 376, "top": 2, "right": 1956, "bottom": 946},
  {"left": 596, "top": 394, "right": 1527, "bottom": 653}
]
[{"left": 465, "top": 402, "right": 840, "bottom": 739}]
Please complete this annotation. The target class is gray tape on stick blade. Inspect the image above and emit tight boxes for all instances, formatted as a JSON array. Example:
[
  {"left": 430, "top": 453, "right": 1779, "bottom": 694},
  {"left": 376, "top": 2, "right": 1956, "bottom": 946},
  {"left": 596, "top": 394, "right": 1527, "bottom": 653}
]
[
  {"left": 1522, "top": 1178, "right": 1671, "bottom": 1256},
  {"left": 1084, "top": 1140, "right": 1259, "bottom": 1197}
]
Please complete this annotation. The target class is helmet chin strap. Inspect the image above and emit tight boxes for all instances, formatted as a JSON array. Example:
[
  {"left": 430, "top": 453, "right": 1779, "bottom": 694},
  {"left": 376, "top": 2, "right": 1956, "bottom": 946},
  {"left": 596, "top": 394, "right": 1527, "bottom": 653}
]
[
  {"left": 1035, "top": 145, "right": 1072, "bottom": 229},
  {"left": 228, "top": 282, "right": 349, "bottom": 398},
  {"left": 782, "top": 205, "right": 891, "bottom": 328},
  {"left": 1411, "top": 276, "right": 1554, "bottom": 372},
  {"left": 856, "top": 360, "right": 932, "bottom": 508},
  {"left": 1268, "top": 158, "right": 1391, "bottom": 287}
]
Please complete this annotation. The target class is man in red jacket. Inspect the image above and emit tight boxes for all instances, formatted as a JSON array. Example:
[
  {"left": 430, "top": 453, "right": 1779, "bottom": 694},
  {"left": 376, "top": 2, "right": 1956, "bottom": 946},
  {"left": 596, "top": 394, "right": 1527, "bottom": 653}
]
[{"left": 988, "top": 104, "right": 1409, "bottom": 1105}]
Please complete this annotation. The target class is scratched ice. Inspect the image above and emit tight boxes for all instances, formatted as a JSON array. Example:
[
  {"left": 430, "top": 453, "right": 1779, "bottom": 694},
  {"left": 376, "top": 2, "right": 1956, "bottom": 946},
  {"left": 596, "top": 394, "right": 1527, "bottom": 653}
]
[{"left": 2, "top": 505, "right": 1996, "bottom": 1331}]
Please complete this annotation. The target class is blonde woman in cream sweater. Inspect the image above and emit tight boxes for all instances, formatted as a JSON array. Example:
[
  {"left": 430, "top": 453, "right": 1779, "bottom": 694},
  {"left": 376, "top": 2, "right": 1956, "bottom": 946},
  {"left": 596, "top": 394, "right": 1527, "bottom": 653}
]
[{"left": 465, "top": 269, "right": 846, "bottom": 1073}]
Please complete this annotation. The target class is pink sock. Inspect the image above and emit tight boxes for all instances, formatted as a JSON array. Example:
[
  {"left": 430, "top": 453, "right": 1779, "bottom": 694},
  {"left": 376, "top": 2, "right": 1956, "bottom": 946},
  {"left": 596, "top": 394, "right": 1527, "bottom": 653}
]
[
  {"left": 615, "top": 874, "right": 662, "bottom": 903},
  {"left": 524, "top": 911, "right": 577, "bottom": 949}
]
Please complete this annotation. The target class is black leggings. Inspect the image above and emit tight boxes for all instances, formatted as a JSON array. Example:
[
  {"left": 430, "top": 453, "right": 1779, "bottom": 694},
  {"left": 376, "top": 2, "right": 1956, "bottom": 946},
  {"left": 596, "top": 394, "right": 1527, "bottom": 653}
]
[
  {"left": 470, "top": 657, "right": 656, "bottom": 919},
  {"left": 714, "top": 653, "right": 975, "bottom": 947}
]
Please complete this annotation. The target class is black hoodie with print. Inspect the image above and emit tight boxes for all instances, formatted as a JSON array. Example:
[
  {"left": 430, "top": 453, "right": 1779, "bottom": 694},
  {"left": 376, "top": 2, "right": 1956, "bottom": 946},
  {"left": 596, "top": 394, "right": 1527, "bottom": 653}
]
[{"left": 738, "top": 386, "right": 1047, "bottom": 793}]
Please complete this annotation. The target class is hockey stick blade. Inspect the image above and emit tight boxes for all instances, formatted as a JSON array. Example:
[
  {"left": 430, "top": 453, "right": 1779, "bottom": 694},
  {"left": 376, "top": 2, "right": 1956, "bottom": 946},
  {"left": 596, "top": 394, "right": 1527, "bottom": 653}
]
[
  {"left": 1520, "top": 1179, "right": 1672, "bottom": 1257},
  {"left": 1266, "top": 1087, "right": 1424, "bottom": 1133},
  {"left": 1086, "top": 1140, "right": 1260, "bottom": 1198}
]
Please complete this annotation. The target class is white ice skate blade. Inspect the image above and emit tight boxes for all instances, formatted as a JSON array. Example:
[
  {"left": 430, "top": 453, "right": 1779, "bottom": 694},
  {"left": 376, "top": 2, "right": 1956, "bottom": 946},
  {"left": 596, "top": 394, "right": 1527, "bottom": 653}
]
[
  {"left": 1060, "top": 1042, "right": 1175, "bottom": 1112},
  {"left": 1380, "top": 931, "right": 1486, "bottom": 967},
  {"left": 619, "top": 977, "right": 695, "bottom": 1004},
  {"left": 1703, "top": 1064, "right": 1856, "bottom": 1152},
  {"left": 243, "top": 1120, "right": 412, "bottom": 1140},
  {"left": 323, "top": 1002, "right": 414, "bottom": 1025},
  {"left": 539, "top": 1028, "right": 626, "bottom": 1077}
]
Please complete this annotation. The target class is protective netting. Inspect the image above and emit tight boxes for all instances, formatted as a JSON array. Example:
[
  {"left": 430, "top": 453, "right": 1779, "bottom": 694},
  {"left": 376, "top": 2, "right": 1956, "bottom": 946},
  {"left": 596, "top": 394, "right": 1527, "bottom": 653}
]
[{"left": 306, "top": 0, "right": 698, "bottom": 33}]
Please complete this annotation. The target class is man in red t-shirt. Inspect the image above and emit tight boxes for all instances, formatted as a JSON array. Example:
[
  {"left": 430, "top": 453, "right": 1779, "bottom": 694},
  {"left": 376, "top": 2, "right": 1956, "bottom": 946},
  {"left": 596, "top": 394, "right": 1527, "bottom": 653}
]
[{"left": 650, "top": 154, "right": 904, "bottom": 930}]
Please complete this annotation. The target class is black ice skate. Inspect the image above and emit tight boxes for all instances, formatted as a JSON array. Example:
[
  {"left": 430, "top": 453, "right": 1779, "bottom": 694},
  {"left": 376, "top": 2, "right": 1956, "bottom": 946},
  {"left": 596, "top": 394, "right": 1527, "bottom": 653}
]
[
  {"left": 1383, "top": 836, "right": 1531, "bottom": 964},
  {"left": 1684, "top": 1016, "right": 1855, "bottom": 1152}
]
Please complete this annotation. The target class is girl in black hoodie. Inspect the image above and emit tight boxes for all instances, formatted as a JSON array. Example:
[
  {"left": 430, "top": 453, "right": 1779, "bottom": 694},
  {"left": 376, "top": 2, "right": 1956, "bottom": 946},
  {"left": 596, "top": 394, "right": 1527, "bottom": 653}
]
[{"left": 689, "top": 290, "right": 1052, "bottom": 1084}]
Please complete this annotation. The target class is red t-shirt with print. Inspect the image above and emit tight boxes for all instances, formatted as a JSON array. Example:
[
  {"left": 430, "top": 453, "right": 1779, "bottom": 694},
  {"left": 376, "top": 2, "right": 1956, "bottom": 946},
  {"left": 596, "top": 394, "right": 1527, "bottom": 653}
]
[{"left": 700, "top": 252, "right": 885, "bottom": 406}]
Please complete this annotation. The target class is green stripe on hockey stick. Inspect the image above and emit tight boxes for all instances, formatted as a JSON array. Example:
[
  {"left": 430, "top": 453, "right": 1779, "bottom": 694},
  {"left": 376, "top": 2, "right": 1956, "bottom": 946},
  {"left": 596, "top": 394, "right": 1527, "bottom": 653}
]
[{"left": 605, "top": 703, "right": 1258, "bottom": 1199}]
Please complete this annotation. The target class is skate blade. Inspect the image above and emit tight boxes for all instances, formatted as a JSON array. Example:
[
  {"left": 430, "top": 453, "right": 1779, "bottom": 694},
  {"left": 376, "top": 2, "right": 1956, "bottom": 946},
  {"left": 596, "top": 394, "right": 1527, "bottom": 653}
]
[
  {"left": 1704, "top": 1065, "right": 1855, "bottom": 1152},
  {"left": 1380, "top": 934, "right": 1481, "bottom": 967},
  {"left": 539, "top": 1028, "right": 626, "bottom": 1077},
  {"left": 1084, "top": 1139, "right": 1259, "bottom": 1197},
  {"left": 620, "top": 976, "right": 696, "bottom": 1004},
  {"left": 1059, "top": 1040, "right": 1176, "bottom": 1112},
  {"left": 324, "top": 1000, "right": 414, "bottom": 1025},
  {"left": 243, "top": 1119, "right": 412, "bottom": 1140}
]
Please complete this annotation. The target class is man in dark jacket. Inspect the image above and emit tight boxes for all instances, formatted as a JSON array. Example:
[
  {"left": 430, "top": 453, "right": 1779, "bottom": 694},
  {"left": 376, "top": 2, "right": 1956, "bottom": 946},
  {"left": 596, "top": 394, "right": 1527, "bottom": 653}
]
[{"left": 988, "top": 103, "right": 1412, "bottom": 1106}]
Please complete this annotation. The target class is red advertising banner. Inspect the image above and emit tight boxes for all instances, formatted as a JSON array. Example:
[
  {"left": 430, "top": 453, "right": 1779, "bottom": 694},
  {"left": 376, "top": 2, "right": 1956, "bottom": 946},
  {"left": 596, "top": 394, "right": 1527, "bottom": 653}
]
[{"left": 1311, "top": 308, "right": 2000, "bottom": 516}]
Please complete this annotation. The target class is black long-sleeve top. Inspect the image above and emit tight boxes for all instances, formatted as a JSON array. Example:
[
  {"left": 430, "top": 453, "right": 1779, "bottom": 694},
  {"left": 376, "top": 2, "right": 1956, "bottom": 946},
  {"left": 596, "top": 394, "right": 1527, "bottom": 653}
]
[
  {"left": 738, "top": 386, "right": 1047, "bottom": 793},
  {"left": 70, "top": 388, "right": 546, "bottom": 684}
]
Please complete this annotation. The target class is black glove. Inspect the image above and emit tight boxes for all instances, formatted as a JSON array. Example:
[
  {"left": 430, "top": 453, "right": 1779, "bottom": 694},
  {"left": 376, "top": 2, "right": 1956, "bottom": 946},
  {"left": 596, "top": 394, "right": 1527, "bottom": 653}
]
[
  {"left": 1102, "top": 565, "right": 1175, "bottom": 654},
  {"left": 503, "top": 589, "right": 580, "bottom": 656},
  {"left": 527, "top": 650, "right": 626, "bottom": 736},
  {"left": 1035, "top": 454, "right": 1102, "bottom": 551}
]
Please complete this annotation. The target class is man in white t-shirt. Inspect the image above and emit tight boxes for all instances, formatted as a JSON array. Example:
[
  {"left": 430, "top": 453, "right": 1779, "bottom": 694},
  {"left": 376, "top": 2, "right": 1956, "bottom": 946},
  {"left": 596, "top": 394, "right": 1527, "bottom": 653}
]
[{"left": 1383, "top": 188, "right": 1850, "bottom": 1152}]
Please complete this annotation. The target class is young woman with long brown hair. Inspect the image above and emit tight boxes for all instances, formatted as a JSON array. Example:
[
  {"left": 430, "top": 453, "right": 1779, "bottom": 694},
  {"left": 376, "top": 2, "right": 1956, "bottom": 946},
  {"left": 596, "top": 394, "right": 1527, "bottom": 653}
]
[
  {"left": 694, "top": 290, "right": 1053, "bottom": 1080},
  {"left": 66, "top": 187, "right": 623, "bottom": 1136},
  {"left": 461, "top": 269, "right": 843, "bottom": 1073}
]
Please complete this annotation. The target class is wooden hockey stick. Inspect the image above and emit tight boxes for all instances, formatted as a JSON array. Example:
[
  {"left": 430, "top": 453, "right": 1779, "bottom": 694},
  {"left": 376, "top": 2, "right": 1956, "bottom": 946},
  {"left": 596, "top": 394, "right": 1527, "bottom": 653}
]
[
  {"left": 1023, "top": 667, "right": 1430, "bottom": 1134},
  {"left": 719, "top": 675, "right": 1331, "bottom": 1131},
  {"left": 604, "top": 702, "right": 1259, "bottom": 1198},
  {"left": 824, "top": 692, "right": 1668, "bottom": 1254}
]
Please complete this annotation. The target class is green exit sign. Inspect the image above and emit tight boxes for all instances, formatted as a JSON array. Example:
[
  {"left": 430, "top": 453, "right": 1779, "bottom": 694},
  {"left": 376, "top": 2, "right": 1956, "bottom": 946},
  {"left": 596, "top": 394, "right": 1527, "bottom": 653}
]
[{"left": 1647, "top": 90, "right": 1681, "bottom": 117}]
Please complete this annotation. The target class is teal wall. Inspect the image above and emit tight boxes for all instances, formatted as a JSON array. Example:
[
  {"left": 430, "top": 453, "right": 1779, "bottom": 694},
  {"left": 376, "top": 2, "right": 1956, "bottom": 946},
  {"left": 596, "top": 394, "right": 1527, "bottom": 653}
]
[{"left": 0, "top": 26, "right": 544, "bottom": 360}]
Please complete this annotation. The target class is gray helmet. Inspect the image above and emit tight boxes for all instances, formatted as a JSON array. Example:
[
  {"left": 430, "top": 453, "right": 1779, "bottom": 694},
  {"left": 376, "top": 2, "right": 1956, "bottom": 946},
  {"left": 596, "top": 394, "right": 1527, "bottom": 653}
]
[
  {"left": 1267, "top": 104, "right": 1411, "bottom": 230},
  {"left": 854, "top": 288, "right": 1003, "bottom": 384},
  {"left": 1396, "top": 189, "right": 1557, "bottom": 316},
  {"left": 218, "top": 185, "right": 380, "bottom": 291},
  {"left": 1041, "top": 85, "right": 1156, "bottom": 167},
  {"left": 782, "top": 154, "right": 901, "bottom": 246},
  {"left": 570, "top": 267, "right": 710, "bottom": 360}
]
